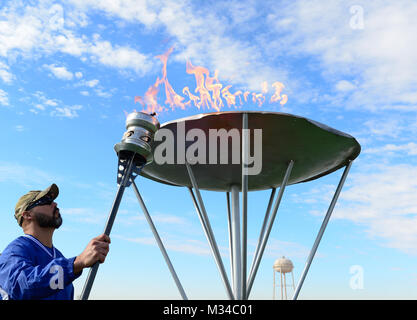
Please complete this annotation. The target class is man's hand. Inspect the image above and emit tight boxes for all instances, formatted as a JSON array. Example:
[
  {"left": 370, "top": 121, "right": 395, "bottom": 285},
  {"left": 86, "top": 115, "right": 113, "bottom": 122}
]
[{"left": 73, "top": 234, "right": 111, "bottom": 274}]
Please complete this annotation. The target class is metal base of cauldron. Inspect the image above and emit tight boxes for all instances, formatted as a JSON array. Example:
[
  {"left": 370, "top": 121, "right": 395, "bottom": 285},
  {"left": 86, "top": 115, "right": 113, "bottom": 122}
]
[
  {"left": 139, "top": 111, "right": 359, "bottom": 300},
  {"left": 82, "top": 110, "right": 360, "bottom": 300}
]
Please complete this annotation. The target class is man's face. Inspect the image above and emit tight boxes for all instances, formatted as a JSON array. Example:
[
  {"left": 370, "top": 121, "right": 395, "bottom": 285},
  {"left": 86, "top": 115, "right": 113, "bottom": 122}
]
[{"left": 30, "top": 200, "right": 62, "bottom": 229}]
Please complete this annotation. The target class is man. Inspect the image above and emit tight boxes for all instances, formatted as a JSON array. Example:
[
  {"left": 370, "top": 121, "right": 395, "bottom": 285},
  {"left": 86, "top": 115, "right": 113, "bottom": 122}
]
[{"left": 0, "top": 183, "right": 110, "bottom": 300}]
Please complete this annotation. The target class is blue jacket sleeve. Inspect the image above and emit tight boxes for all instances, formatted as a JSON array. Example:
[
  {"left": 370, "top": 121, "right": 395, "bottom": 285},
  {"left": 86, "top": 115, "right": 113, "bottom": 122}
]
[{"left": 0, "top": 252, "right": 80, "bottom": 300}]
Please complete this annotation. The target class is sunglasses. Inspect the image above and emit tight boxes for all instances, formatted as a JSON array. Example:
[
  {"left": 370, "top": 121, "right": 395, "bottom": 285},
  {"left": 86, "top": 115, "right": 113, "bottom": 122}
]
[{"left": 26, "top": 196, "right": 54, "bottom": 211}]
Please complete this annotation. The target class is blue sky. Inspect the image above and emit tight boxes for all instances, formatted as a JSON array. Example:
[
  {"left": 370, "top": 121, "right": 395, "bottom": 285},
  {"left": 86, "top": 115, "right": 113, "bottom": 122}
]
[{"left": 1, "top": 0, "right": 417, "bottom": 300}]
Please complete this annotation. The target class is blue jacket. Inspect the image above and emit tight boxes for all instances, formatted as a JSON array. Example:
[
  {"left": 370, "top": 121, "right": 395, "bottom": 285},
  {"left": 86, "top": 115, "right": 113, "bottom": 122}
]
[{"left": 0, "top": 235, "right": 82, "bottom": 300}]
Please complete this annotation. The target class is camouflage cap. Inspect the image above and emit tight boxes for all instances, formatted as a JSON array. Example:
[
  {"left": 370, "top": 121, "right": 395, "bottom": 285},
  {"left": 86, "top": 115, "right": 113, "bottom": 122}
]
[{"left": 14, "top": 184, "right": 59, "bottom": 226}]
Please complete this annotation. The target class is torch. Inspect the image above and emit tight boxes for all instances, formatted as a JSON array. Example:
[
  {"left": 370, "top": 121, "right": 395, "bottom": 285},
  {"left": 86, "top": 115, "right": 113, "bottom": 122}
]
[
  {"left": 80, "top": 111, "right": 160, "bottom": 300},
  {"left": 114, "top": 111, "right": 160, "bottom": 167}
]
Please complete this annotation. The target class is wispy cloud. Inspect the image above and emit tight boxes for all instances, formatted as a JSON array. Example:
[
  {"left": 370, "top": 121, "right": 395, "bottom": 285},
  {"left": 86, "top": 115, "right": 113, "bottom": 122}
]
[
  {"left": 0, "top": 1, "right": 154, "bottom": 75},
  {"left": 265, "top": 1, "right": 417, "bottom": 111},
  {"left": 15, "top": 125, "right": 25, "bottom": 132},
  {"left": 32, "top": 91, "right": 59, "bottom": 108},
  {"left": 50, "top": 104, "right": 82, "bottom": 118},
  {"left": 0, "top": 162, "right": 56, "bottom": 188},
  {"left": 60, "top": 207, "right": 105, "bottom": 224},
  {"left": 88, "top": 35, "right": 152, "bottom": 75},
  {"left": 82, "top": 79, "right": 99, "bottom": 88},
  {"left": 0, "top": 61, "right": 13, "bottom": 83},
  {"left": 363, "top": 118, "right": 405, "bottom": 139},
  {"left": 114, "top": 234, "right": 211, "bottom": 256},
  {"left": 44, "top": 64, "right": 75, "bottom": 80},
  {"left": 69, "top": 0, "right": 290, "bottom": 92},
  {"left": 261, "top": 239, "right": 312, "bottom": 259},
  {"left": 0, "top": 89, "right": 9, "bottom": 106},
  {"left": 289, "top": 162, "right": 417, "bottom": 255},
  {"left": 68, "top": 0, "right": 158, "bottom": 27},
  {"left": 364, "top": 143, "right": 417, "bottom": 156},
  {"left": 27, "top": 90, "right": 82, "bottom": 118},
  {"left": 116, "top": 212, "right": 190, "bottom": 227},
  {"left": 335, "top": 164, "right": 417, "bottom": 254}
]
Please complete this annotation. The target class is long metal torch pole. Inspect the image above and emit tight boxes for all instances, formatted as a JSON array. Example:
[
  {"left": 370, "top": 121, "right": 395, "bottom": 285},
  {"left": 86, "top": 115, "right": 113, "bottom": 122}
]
[{"left": 80, "top": 154, "right": 136, "bottom": 300}]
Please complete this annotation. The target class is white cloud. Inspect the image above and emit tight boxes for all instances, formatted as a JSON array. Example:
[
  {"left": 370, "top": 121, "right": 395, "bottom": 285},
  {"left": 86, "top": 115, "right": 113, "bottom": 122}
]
[
  {"left": 293, "top": 163, "right": 417, "bottom": 255},
  {"left": 151, "top": 214, "right": 187, "bottom": 225},
  {"left": 335, "top": 164, "right": 417, "bottom": 254},
  {"left": 69, "top": 0, "right": 290, "bottom": 92},
  {"left": 0, "top": 162, "right": 55, "bottom": 187},
  {"left": 122, "top": 213, "right": 188, "bottom": 226},
  {"left": 114, "top": 234, "right": 211, "bottom": 256},
  {"left": 32, "top": 91, "right": 60, "bottom": 111},
  {"left": 88, "top": 37, "right": 152, "bottom": 75},
  {"left": 83, "top": 79, "right": 99, "bottom": 87},
  {"left": 44, "top": 64, "right": 74, "bottom": 80},
  {"left": 62, "top": 207, "right": 95, "bottom": 216},
  {"left": 68, "top": 0, "right": 158, "bottom": 27},
  {"left": 261, "top": 239, "right": 311, "bottom": 259},
  {"left": 0, "top": 3, "right": 44, "bottom": 58},
  {"left": 94, "top": 88, "right": 112, "bottom": 98},
  {"left": 363, "top": 118, "right": 403, "bottom": 138},
  {"left": 365, "top": 143, "right": 417, "bottom": 156},
  {"left": 266, "top": 0, "right": 417, "bottom": 110},
  {"left": 75, "top": 79, "right": 114, "bottom": 98},
  {"left": 0, "top": 61, "right": 13, "bottom": 83},
  {"left": 44, "top": 99, "right": 58, "bottom": 107},
  {"left": 0, "top": 89, "right": 9, "bottom": 106},
  {"left": 75, "top": 71, "right": 83, "bottom": 78},
  {"left": 156, "top": 0, "right": 289, "bottom": 91},
  {"left": 53, "top": 31, "right": 88, "bottom": 56},
  {"left": 3, "top": 0, "right": 415, "bottom": 110},
  {"left": 335, "top": 80, "right": 356, "bottom": 92},
  {"left": 0, "top": 1, "right": 154, "bottom": 74},
  {"left": 27, "top": 90, "right": 84, "bottom": 118},
  {"left": 50, "top": 104, "right": 82, "bottom": 118},
  {"left": 64, "top": 6, "right": 89, "bottom": 29},
  {"left": 15, "top": 125, "right": 25, "bottom": 132}
]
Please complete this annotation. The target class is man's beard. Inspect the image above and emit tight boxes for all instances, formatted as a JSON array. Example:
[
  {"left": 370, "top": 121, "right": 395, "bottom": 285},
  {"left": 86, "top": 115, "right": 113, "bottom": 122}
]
[{"left": 34, "top": 208, "right": 62, "bottom": 229}]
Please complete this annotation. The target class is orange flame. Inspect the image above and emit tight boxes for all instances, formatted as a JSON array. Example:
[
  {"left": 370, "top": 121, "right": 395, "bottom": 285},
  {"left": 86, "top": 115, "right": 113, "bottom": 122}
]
[
  {"left": 270, "top": 81, "right": 288, "bottom": 105},
  {"left": 135, "top": 48, "right": 288, "bottom": 115},
  {"left": 156, "top": 48, "right": 186, "bottom": 110}
]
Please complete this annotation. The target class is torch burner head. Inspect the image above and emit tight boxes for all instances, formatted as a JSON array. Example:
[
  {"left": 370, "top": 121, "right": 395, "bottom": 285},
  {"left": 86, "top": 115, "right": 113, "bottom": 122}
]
[{"left": 114, "top": 112, "right": 160, "bottom": 166}]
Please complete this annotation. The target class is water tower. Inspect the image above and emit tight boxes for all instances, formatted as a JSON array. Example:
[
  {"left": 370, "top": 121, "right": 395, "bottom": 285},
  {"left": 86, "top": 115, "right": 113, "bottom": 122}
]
[{"left": 273, "top": 256, "right": 295, "bottom": 300}]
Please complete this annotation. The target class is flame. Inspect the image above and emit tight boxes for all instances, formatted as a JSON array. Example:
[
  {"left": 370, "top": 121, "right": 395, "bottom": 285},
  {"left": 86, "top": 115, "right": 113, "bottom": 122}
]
[
  {"left": 135, "top": 48, "right": 288, "bottom": 115},
  {"left": 262, "top": 81, "right": 268, "bottom": 94},
  {"left": 156, "top": 48, "right": 186, "bottom": 110},
  {"left": 270, "top": 82, "right": 285, "bottom": 103}
]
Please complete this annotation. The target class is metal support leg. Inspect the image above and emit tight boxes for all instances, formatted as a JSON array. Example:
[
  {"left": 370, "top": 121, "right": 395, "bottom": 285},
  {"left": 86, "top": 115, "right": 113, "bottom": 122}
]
[
  {"left": 226, "top": 192, "right": 234, "bottom": 290},
  {"left": 246, "top": 160, "right": 294, "bottom": 298},
  {"left": 292, "top": 161, "right": 353, "bottom": 300},
  {"left": 241, "top": 113, "right": 249, "bottom": 299},
  {"left": 230, "top": 184, "right": 242, "bottom": 300},
  {"left": 131, "top": 181, "right": 188, "bottom": 300},
  {"left": 249, "top": 188, "right": 276, "bottom": 284},
  {"left": 80, "top": 154, "right": 136, "bottom": 300},
  {"left": 186, "top": 162, "right": 234, "bottom": 300}
]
